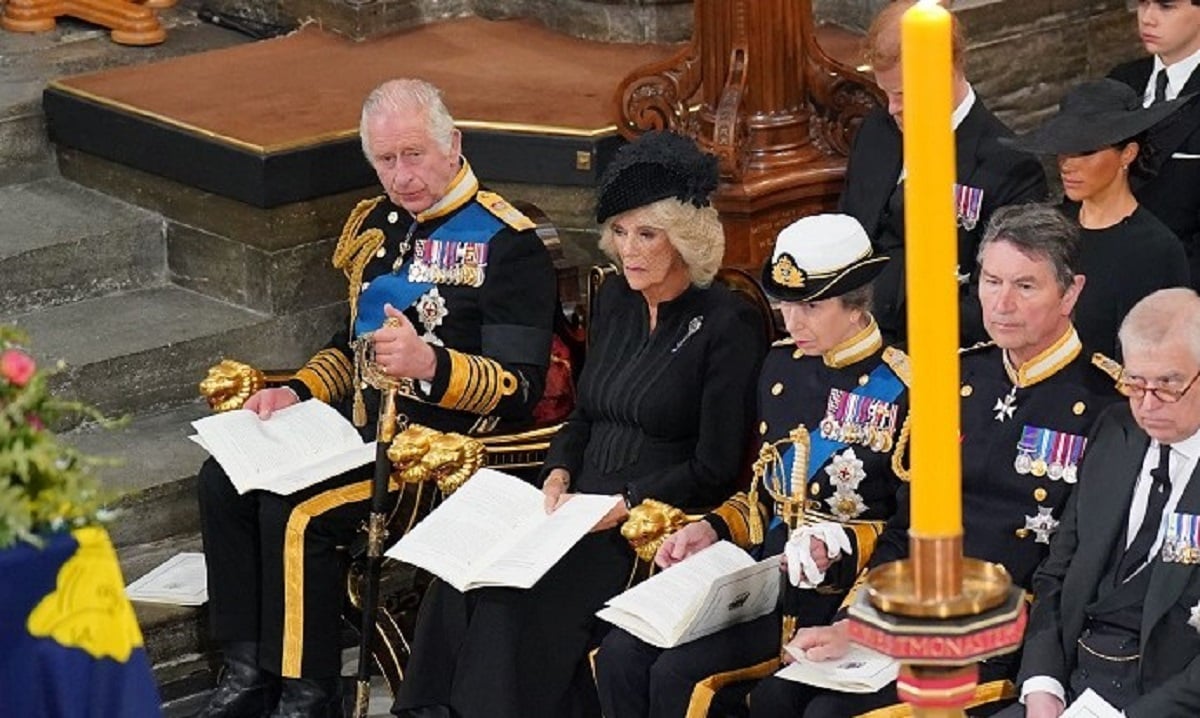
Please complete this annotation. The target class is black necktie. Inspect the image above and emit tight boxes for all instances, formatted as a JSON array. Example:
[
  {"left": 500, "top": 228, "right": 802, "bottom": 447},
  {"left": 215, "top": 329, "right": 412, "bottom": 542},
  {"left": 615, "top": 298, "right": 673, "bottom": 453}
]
[
  {"left": 1154, "top": 70, "right": 1170, "bottom": 105},
  {"left": 1118, "top": 443, "right": 1173, "bottom": 580}
]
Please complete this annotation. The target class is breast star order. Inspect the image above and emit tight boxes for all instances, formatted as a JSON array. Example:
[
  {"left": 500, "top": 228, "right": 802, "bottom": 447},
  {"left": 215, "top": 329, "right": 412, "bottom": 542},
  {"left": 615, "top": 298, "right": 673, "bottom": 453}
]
[
  {"left": 1023, "top": 506, "right": 1059, "bottom": 545},
  {"left": 993, "top": 386, "right": 1017, "bottom": 422}
]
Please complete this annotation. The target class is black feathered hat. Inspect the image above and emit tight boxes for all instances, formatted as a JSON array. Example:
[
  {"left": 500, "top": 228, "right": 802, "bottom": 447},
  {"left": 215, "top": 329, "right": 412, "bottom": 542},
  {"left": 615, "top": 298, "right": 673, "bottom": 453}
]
[
  {"left": 1004, "top": 78, "right": 1191, "bottom": 155},
  {"left": 595, "top": 131, "right": 719, "bottom": 223}
]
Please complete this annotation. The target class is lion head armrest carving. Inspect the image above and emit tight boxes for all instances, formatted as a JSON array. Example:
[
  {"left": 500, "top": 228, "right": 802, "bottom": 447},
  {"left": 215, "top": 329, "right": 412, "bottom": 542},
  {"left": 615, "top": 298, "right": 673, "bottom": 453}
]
[
  {"left": 199, "top": 359, "right": 267, "bottom": 412},
  {"left": 620, "top": 499, "right": 704, "bottom": 563}
]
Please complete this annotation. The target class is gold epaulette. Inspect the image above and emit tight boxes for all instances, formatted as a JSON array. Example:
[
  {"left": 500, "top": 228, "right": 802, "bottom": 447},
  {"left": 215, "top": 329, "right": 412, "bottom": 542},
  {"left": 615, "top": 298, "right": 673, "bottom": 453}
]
[
  {"left": 476, "top": 190, "right": 536, "bottom": 231},
  {"left": 881, "top": 346, "right": 912, "bottom": 387},
  {"left": 958, "top": 340, "right": 996, "bottom": 355},
  {"left": 293, "top": 348, "right": 354, "bottom": 404},
  {"left": 1091, "top": 352, "right": 1123, "bottom": 383},
  {"left": 437, "top": 349, "right": 519, "bottom": 415},
  {"left": 771, "top": 338, "right": 795, "bottom": 348},
  {"left": 331, "top": 196, "right": 388, "bottom": 333}
]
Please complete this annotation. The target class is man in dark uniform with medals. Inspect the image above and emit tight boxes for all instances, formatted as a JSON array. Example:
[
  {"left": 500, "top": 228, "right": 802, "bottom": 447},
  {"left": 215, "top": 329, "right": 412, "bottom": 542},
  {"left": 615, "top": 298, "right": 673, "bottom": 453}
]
[
  {"left": 593, "top": 214, "right": 911, "bottom": 718},
  {"left": 1001, "top": 288, "right": 1200, "bottom": 717},
  {"left": 745, "top": 204, "right": 1123, "bottom": 717},
  {"left": 839, "top": 0, "right": 1047, "bottom": 346},
  {"left": 195, "top": 78, "right": 557, "bottom": 718}
]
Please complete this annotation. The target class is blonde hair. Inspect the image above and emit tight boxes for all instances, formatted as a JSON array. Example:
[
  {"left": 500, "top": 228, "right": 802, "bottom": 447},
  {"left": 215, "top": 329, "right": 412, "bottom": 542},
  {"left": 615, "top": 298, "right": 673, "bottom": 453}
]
[
  {"left": 865, "top": 0, "right": 965, "bottom": 73},
  {"left": 598, "top": 198, "right": 725, "bottom": 287},
  {"left": 360, "top": 78, "right": 457, "bottom": 157}
]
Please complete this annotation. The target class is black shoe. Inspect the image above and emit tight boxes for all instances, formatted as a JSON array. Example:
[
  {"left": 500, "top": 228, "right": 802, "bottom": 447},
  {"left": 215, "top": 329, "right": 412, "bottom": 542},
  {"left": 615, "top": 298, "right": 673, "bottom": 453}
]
[
  {"left": 269, "top": 677, "right": 343, "bottom": 718},
  {"left": 197, "top": 642, "right": 280, "bottom": 718}
]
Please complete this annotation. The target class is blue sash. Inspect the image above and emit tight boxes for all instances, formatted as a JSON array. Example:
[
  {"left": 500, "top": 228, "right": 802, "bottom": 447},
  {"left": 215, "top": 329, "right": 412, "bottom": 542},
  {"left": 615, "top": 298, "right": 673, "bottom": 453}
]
[
  {"left": 769, "top": 361, "right": 905, "bottom": 527},
  {"left": 353, "top": 202, "right": 502, "bottom": 336}
]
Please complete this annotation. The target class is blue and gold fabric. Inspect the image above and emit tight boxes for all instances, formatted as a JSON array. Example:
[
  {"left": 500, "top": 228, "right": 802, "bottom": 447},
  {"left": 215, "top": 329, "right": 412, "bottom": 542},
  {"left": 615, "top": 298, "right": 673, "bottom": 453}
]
[{"left": 0, "top": 528, "right": 161, "bottom": 717}]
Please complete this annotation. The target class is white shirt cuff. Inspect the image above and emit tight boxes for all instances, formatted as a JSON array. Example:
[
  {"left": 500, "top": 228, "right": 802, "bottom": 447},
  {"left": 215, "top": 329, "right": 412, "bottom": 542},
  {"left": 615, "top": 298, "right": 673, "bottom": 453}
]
[{"left": 1020, "top": 676, "right": 1066, "bottom": 705}]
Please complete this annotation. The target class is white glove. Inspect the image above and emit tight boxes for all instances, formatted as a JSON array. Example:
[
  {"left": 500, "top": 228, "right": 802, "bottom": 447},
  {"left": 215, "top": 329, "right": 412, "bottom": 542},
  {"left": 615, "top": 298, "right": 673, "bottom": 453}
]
[{"left": 784, "top": 522, "right": 852, "bottom": 588}]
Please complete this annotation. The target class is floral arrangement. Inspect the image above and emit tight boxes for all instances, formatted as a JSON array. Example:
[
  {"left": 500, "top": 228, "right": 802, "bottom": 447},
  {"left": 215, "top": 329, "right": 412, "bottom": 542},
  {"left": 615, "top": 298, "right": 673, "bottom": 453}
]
[{"left": 0, "top": 325, "right": 113, "bottom": 549}]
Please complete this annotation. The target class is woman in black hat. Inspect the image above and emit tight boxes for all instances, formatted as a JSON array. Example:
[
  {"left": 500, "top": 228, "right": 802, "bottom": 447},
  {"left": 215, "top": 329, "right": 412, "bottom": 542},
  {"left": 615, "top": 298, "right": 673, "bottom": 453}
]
[
  {"left": 393, "top": 131, "right": 768, "bottom": 718},
  {"left": 1006, "top": 78, "right": 1191, "bottom": 357},
  {"left": 593, "top": 214, "right": 910, "bottom": 718}
]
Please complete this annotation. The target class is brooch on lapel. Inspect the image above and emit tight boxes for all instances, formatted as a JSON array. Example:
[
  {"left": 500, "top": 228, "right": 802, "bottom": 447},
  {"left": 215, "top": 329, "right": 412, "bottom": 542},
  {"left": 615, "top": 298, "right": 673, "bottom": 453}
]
[
  {"left": 1189, "top": 601, "right": 1200, "bottom": 634},
  {"left": 671, "top": 316, "right": 704, "bottom": 353}
]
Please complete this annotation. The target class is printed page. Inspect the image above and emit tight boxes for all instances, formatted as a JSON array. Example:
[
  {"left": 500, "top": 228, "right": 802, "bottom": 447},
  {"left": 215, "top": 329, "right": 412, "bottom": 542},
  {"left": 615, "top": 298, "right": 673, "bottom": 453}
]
[
  {"left": 1062, "top": 689, "right": 1122, "bottom": 718},
  {"left": 125, "top": 552, "right": 208, "bottom": 606},
  {"left": 385, "top": 468, "right": 546, "bottom": 592},
  {"left": 191, "top": 400, "right": 372, "bottom": 494},
  {"left": 675, "top": 555, "right": 779, "bottom": 645},
  {"left": 467, "top": 492, "right": 621, "bottom": 589},
  {"left": 776, "top": 642, "right": 899, "bottom": 693},
  {"left": 598, "top": 541, "right": 757, "bottom": 648}
]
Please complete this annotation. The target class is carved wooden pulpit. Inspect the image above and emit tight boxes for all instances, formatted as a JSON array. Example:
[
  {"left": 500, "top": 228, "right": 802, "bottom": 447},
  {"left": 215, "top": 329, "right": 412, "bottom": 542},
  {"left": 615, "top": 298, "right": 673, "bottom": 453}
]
[{"left": 614, "top": 0, "right": 882, "bottom": 268}]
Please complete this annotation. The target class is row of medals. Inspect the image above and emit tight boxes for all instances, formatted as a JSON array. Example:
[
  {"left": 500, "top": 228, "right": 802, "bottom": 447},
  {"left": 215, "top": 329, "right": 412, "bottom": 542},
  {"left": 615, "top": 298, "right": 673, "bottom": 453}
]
[
  {"left": 1014, "top": 452, "right": 1078, "bottom": 484},
  {"left": 818, "top": 415, "right": 895, "bottom": 453}
]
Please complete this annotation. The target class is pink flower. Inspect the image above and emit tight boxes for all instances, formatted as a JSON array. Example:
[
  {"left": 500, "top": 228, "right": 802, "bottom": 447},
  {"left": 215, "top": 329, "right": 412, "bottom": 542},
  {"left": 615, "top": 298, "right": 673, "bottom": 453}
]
[
  {"left": 1, "top": 348, "right": 36, "bottom": 387},
  {"left": 25, "top": 414, "right": 44, "bottom": 431}
]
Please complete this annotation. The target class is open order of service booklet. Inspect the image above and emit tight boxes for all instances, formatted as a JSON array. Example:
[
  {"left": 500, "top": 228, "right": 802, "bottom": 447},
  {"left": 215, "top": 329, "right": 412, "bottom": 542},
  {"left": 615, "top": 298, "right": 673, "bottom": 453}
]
[
  {"left": 190, "top": 399, "right": 374, "bottom": 496},
  {"left": 596, "top": 541, "right": 779, "bottom": 649},
  {"left": 776, "top": 642, "right": 899, "bottom": 693},
  {"left": 385, "top": 468, "right": 621, "bottom": 592}
]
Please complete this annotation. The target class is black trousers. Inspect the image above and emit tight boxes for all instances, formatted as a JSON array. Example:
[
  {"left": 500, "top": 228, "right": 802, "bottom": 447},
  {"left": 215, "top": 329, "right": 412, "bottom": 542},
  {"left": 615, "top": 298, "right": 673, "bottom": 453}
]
[
  {"left": 749, "top": 651, "right": 1019, "bottom": 718},
  {"left": 198, "top": 457, "right": 377, "bottom": 679},
  {"left": 595, "top": 589, "right": 845, "bottom": 718}
]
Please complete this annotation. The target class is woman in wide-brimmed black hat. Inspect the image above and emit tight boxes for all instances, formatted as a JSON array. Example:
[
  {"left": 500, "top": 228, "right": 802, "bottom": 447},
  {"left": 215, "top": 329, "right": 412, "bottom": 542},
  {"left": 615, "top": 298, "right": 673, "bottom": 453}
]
[{"left": 1005, "top": 78, "right": 1191, "bottom": 357}]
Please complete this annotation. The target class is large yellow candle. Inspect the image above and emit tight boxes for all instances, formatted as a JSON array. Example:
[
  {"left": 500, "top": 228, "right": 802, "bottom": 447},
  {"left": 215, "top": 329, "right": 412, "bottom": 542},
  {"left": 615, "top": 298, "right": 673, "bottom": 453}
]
[{"left": 902, "top": 0, "right": 961, "bottom": 538}]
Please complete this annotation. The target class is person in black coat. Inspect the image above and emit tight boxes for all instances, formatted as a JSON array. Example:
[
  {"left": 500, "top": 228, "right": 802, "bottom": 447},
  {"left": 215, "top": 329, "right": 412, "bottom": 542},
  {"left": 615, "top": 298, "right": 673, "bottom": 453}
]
[
  {"left": 196, "top": 79, "right": 559, "bottom": 718},
  {"left": 745, "top": 204, "right": 1123, "bottom": 718},
  {"left": 839, "top": 0, "right": 1048, "bottom": 347},
  {"left": 1000, "top": 288, "right": 1200, "bottom": 718},
  {"left": 593, "top": 213, "right": 909, "bottom": 718},
  {"left": 1005, "top": 78, "right": 1191, "bottom": 359},
  {"left": 1108, "top": 0, "right": 1200, "bottom": 291},
  {"left": 391, "top": 131, "right": 768, "bottom": 718}
]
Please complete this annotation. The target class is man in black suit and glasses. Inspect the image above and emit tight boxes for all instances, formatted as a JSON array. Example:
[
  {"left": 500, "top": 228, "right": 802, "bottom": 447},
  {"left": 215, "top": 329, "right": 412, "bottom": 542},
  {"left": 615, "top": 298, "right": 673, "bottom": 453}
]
[{"left": 1004, "top": 288, "right": 1200, "bottom": 717}]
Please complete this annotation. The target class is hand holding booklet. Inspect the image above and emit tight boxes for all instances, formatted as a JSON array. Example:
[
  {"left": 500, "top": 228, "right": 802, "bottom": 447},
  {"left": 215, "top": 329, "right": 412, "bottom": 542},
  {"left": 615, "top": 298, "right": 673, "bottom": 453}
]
[
  {"left": 190, "top": 399, "right": 374, "bottom": 496},
  {"left": 596, "top": 541, "right": 779, "bottom": 649},
  {"left": 775, "top": 642, "right": 899, "bottom": 693},
  {"left": 385, "top": 468, "right": 621, "bottom": 592}
]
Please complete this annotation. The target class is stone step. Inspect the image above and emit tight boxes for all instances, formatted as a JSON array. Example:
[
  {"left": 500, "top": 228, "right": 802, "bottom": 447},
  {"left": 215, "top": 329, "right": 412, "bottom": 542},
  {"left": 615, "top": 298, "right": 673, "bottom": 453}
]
[
  {"left": 0, "top": 177, "right": 167, "bottom": 314},
  {"left": 119, "top": 533, "right": 214, "bottom": 705},
  {"left": 0, "top": 284, "right": 343, "bottom": 418},
  {"left": 66, "top": 400, "right": 211, "bottom": 548},
  {"left": 0, "top": 2, "right": 247, "bottom": 186}
]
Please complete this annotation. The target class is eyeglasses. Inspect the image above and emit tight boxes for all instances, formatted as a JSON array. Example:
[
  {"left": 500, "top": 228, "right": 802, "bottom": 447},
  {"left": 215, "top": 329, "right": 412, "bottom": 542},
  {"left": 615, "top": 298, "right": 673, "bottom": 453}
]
[{"left": 1116, "top": 369, "right": 1200, "bottom": 404}]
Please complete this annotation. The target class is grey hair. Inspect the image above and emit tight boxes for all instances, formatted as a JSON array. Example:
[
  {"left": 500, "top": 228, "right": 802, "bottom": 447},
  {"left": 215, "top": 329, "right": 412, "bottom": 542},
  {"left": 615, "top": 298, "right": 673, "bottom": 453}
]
[
  {"left": 977, "top": 204, "right": 1081, "bottom": 293},
  {"left": 597, "top": 197, "right": 725, "bottom": 287},
  {"left": 838, "top": 284, "right": 875, "bottom": 314},
  {"left": 360, "top": 79, "right": 457, "bottom": 157},
  {"left": 1118, "top": 288, "right": 1200, "bottom": 366}
]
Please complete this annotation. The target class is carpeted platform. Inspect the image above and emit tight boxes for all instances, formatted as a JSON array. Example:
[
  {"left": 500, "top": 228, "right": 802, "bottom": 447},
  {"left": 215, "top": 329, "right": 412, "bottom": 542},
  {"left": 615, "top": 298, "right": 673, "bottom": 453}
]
[{"left": 44, "top": 16, "right": 864, "bottom": 207}]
